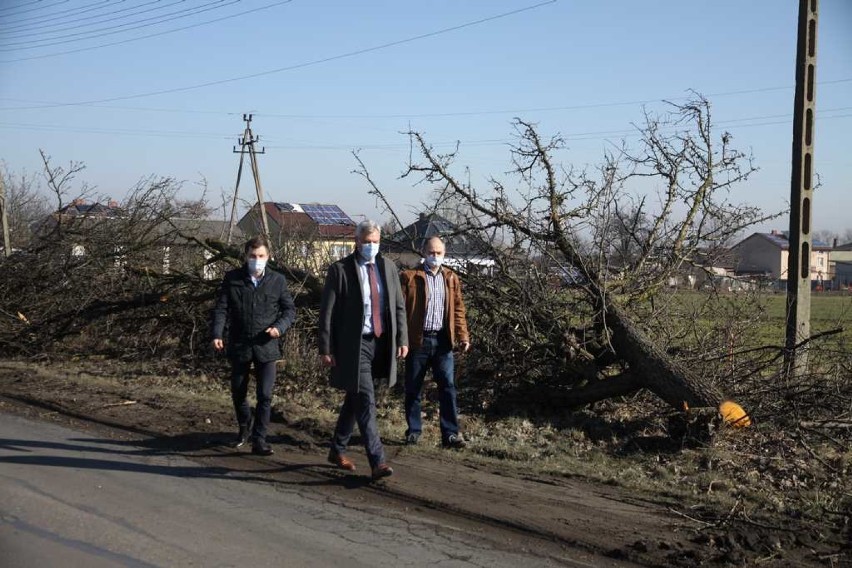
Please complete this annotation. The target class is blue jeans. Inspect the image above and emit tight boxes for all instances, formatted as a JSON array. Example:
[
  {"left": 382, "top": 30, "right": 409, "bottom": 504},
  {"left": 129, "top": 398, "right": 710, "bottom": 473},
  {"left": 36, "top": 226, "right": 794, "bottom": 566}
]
[
  {"left": 404, "top": 332, "right": 459, "bottom": 441},
  {"left": 331, "top": 335, "right": 386, "bottom": 468}
]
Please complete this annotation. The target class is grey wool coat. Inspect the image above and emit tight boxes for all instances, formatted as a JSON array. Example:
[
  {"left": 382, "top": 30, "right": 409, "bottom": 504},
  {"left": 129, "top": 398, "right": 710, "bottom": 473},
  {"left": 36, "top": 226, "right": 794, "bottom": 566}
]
[
  {"left": 211, "top": 266, "right": 296, "bottom": 363},
  {"left": 318, "top": 253, "right": 408, "bottom": 392}
]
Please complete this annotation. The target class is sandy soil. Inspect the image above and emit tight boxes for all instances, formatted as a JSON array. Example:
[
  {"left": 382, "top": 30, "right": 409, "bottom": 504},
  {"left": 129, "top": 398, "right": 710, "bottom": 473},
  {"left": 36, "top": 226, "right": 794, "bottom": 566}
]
[{"left": 0, "top": 360, "right": 835, "bottom": 567}]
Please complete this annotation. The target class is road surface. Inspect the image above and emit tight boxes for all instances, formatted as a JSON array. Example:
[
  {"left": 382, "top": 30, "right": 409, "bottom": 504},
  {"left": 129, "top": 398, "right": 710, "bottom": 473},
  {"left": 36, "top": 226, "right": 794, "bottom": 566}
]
[{"left": 0, "top": 412, "right": 588, "bottom": 567}]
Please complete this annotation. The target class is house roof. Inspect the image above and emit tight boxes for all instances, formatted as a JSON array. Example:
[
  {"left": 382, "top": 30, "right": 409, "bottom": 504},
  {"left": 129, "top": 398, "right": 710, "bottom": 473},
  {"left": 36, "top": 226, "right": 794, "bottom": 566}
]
[
  {"left": 57, "top": 201, "right": 123, "bottom": 218},
  {"left": 168, "top": 218, "right": 242, "bottom": 242},
  {"left": 692, "top": 247, "right": 738, "bottom": 269},
  {"left": 835, "top": 241, "right": 852, "bottom": 251},
  {"left": 384, "top": 213, "right": 490, "bottom": 257},
  {"left": 245, "top": 202, "right": 356, "bottom": 239},
  {"left": 736, "top": 231, "right": 832, "bottom": 251}
]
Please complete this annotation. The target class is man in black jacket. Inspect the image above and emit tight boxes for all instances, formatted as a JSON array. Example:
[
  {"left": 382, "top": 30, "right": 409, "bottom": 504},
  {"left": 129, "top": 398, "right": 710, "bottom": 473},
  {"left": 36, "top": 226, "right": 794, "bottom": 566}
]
[{"left": 212, "top": 235, "right": 296, "bottom": 456}]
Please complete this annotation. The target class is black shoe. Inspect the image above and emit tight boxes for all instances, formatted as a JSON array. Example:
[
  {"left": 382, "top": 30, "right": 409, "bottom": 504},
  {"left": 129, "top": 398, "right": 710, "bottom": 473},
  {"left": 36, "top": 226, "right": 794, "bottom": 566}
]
[
  {"left": 234, "top": 415, "right": 254, "bottom": 448},
  {"left": 371, "top": 463, "right": 394, "bottom": 480},
  {"left": 252, "top": 439, "right": 274, "bottom": 456},
  {"left": 442, "top": 433, "right": 467, "bottom": 449},
  {"left": 405, "top": 432, "right": 420, "bottom": 445}
]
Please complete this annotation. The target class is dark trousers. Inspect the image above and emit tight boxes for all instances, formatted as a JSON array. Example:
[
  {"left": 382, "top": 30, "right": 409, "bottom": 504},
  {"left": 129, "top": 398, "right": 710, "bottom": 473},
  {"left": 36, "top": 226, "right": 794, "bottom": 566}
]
[
  {"left": 404, "top": 331, "right": 459, "bottom": 441},
  {"left": 230, "top": 358, "right": 277, "bottom": 442},
  {"left": 331, "top": 335, "right": 387, "bottom": 468}
]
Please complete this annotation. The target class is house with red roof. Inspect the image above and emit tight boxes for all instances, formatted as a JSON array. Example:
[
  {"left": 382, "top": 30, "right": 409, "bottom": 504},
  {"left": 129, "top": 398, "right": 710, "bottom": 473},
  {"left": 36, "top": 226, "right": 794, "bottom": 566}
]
[{"left": 238, "top": 202, "right": 356, "bottom": 274}]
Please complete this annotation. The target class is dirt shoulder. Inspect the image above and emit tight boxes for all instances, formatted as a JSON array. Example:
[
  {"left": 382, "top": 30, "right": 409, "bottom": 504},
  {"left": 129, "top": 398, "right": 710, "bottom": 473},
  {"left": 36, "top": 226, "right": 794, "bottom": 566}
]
[{"left": 0, "top": 359, "right": 835, "bottom": 567}]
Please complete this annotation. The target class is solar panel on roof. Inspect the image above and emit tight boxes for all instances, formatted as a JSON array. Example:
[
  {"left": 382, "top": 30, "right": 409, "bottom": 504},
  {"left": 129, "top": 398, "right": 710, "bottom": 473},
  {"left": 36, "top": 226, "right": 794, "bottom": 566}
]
[{"left": 300, "top": 203, "right": 354, "bottom": 225}]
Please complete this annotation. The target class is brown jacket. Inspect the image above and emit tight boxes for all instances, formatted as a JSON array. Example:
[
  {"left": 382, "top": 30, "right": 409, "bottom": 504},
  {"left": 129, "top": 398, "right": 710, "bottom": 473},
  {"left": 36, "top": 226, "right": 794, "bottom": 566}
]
[{"left": 400, "top": 265, "right": 469, "bottom": 350}]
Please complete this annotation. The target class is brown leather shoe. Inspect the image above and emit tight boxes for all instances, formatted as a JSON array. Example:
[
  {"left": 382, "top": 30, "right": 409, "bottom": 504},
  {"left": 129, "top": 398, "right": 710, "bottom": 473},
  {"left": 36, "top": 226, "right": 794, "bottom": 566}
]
[
  {"left": 327, "top": 449, "right": 356, "bottom": 472},
  {"left": 371, "top": 463, "right": 393, "bottom": 480}
]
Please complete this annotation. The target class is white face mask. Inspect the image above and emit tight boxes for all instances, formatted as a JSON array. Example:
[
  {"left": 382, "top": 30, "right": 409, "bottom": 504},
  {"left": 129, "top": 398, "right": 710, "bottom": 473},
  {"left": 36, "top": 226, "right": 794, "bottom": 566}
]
[
  {"left": 247, "top": 258, "right": 266, "bottom": 275},
  {"left": 359, "top": 242, "right": 379, "bottom": 262},
  {"left": 425, "top": 255, "right": 444, "bottom": 269}
]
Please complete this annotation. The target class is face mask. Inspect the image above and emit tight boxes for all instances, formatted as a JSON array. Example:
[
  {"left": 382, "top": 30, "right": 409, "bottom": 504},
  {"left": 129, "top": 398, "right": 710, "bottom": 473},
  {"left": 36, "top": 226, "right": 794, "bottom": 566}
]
[
  {"left": 247, "top": 258, "right": 266, "bottom": 275},
  {"left": 359, "top": 242, "right": 379, "bottom": 262},
  {"left": 425, "top": 255, "right": 444, "bottom": 269}
]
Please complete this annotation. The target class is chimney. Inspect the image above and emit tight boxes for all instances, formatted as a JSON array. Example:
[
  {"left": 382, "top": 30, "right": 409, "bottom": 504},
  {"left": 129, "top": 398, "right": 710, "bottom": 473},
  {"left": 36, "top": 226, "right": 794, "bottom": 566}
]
[
  {"left": 770, "top": 229, "right": 780, "bottom": 236},
  {"left": 833, "top": 238, "right": 838, "bottom": 248}
]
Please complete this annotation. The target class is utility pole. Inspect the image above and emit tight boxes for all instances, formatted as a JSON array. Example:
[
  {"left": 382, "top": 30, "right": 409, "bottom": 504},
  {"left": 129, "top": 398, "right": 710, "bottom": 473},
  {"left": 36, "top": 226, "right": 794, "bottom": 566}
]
[
  {"left": 228, "top": 114, "right": 270, "bottom": 244},
  {"left": 784, "top": 0, "right": 818, "bottom": 377},
  {"left": 0, "top": 174, "right": 11, "bottom": 257}
]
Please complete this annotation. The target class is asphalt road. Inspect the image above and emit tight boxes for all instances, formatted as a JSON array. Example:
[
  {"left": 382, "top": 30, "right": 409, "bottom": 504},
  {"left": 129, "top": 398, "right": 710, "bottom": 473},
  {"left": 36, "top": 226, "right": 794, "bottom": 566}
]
[{"left": 0, "top": 412, "right": 575, "bottom": 568}]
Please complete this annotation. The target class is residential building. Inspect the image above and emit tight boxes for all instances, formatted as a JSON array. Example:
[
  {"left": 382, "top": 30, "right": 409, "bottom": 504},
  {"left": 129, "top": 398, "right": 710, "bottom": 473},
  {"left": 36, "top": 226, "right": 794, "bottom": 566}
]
[
  {"left": 831, "top": 241, "right": 852, "bottom": 289},
  {"left": 37, "top": 200, "right": 240, "bottom": 279},
  {"left": 731, "top": 230, "right": 832, "bottom": 288},
  {"left": 237, "top": 202, "right": 356, "bottom": 275},
  {"left": 382, "top": 212, "right": 495, "bottom": 272}
]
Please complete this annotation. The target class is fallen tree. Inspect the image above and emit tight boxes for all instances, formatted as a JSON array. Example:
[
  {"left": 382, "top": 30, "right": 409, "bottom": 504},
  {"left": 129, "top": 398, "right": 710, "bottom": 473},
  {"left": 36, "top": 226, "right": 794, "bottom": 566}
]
[{"left": 360, "top": 95, "right": 780, "bottom": 414}]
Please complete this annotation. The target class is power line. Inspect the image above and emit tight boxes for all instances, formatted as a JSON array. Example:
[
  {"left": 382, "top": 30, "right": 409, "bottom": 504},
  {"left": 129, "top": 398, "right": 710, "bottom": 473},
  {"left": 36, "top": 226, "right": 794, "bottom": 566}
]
[
  {"left": 1, "top": 0, "right": 114, "bottom": 29},
  {"left": 2, "top": 110, "right": 848, "bottom": 147},
  {"left": 0, "top": 0, "right": 557, "bottom": 101},
  {"left": 0, "top": 0, "right": 241, "bottom": 50},
  {"left": 2, "top": 78, "right": 850, "bottom": 119},
  {"left": 0, "top": 0, "right": 294, "bottom": 62},
  {"left": 2, "top": 0, "right": 185, "bottom": 37},
  {"left": 0, "top": 0, "right": 69, "bottom": 19}
]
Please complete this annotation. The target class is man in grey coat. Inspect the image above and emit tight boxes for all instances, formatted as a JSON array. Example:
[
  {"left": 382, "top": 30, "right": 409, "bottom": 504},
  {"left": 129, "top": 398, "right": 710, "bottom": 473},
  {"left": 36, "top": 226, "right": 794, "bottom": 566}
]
[{"left": 319, "top": 220, "right": 408, "bottom": 480}]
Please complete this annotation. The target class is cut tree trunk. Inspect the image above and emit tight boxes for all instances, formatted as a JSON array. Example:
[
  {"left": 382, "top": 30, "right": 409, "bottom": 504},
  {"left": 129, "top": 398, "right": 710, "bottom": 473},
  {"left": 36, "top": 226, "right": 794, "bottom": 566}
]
[{"left": 603, "top": 303, "right": 725, "bottom": 409}]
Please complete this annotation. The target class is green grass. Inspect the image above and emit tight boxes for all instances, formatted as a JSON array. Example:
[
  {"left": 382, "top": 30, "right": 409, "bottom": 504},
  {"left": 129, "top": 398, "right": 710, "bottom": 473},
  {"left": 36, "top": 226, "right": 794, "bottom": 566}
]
[{"left": 663, "top": 291, "right": 852, "bottom": 348}]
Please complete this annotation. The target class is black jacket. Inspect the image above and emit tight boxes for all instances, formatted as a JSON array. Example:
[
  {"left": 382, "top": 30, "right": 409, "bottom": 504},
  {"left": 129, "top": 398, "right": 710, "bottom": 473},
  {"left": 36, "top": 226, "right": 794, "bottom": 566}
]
[{"left": 211, "top": 266, "right": 296, "bottom": 363}]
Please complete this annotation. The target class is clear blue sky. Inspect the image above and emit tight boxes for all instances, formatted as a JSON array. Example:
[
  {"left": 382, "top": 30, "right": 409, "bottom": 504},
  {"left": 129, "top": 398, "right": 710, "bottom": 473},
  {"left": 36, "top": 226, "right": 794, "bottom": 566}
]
[{"left": 1, "top": 0, "right": 850, "bottom": 234}]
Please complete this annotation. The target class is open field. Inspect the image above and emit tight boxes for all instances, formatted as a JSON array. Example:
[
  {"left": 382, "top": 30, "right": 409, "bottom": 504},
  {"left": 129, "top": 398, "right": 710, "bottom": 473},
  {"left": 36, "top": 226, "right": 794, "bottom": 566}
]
[{"left": 663, "top": 291, "right": 852, "bottom": 349}]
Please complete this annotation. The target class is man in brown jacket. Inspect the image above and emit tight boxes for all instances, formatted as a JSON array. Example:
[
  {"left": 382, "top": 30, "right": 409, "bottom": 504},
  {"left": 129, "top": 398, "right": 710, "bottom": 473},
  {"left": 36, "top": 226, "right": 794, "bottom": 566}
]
[{"left": 399, "top": 236, "right": 470, "bottom": 448}]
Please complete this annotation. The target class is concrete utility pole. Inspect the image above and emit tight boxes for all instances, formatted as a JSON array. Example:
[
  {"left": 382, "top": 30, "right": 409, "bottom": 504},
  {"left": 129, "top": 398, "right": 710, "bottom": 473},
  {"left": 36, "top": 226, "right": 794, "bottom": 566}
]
[
  {"left": 228, "top": 114, "right": 270, "bottom": 244},
  {"left": 0, "top": 174, "right": 11, "bottom": 257},
  {"left": 784, "top": 0, "right": 818, "bottom": 377}
]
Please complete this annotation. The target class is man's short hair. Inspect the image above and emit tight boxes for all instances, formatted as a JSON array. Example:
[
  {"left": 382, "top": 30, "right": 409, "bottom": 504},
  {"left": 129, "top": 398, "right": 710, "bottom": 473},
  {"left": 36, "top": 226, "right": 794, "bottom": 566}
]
[
  {"left": 422, "top": 236, "right": 445, "bottom": 253},
  {"left": 244, "top": 235, "right": 270, "bottom": 255},
  {"left": 356, "top": 220, "right": 381, "bottom": 240}
]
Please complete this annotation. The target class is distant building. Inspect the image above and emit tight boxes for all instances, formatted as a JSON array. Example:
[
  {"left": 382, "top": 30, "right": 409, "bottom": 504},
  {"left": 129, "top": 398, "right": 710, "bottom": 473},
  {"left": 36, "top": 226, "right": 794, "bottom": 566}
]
[
  {"left": 36, "top": 200, "right": 239, "bottom": 279},
  {"left": 237, "top": 202, "right": 356, "bottom": 274},
  {"left": 731, "top": 230, "right": 832, "bottom": 288},
  {"left": 831, "top": 241, "right": 852, "bottom": 289},
  {"left": 382, "top": 212, "right": 495, "bottom": 272},
  {"left": 165, "top": 218, "right": 242, "bottom": 280},
  {"left": 677, "top": 247, "right": 748, "bottom": 291}
]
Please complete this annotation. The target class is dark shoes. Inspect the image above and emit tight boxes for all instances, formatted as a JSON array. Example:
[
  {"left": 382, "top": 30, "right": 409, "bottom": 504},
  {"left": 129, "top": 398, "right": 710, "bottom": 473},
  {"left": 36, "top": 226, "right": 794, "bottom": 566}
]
[
  {"left": 443, "top": 433, "right": 467, "bottom": 449},
  {"left": 327, "top": 449, "right": 356, "bottom": 472},
  {"left": 371, "top": 463, "right": 393, "bottom": 481},
  {"left": 251, "top": 439, "right": 274, "bottom": 456},
  {"left": 405, "top": 432, "right": 420, "bottom": 445},
  {"left": 234, "top": 415, "right": 254, "bottom": 448}
]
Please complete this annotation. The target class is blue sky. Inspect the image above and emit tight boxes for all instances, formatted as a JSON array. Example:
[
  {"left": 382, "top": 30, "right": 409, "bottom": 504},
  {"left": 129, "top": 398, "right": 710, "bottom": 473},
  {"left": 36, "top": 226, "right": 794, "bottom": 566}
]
[{"left": 1, "top": 0, "right": 850, "bottom": 235}]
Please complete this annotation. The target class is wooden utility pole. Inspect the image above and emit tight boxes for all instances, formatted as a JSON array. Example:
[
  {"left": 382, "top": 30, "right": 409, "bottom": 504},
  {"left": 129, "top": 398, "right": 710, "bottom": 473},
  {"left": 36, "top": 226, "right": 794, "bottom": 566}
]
[
  {"left": 228, "top": 114, "right": 270, "bottom": 244},
  {"left": 0, "top": 174, "right": 11, "bottom": 257},
  {"left": 785, "top": 0, "right": 818, "bottom": 377}
]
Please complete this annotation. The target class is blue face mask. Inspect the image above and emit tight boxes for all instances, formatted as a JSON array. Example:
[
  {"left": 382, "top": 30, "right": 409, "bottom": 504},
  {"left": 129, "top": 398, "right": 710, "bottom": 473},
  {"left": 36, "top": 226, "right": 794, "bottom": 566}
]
[
  {"left": 425, "top": 255, "right": 444, "bottom": 269},
  {"left": 359, "top": 242, "right": 379, "bottom": 262},
  {"left": 247, "top": 258, "right": 266, "bottom": 275}
]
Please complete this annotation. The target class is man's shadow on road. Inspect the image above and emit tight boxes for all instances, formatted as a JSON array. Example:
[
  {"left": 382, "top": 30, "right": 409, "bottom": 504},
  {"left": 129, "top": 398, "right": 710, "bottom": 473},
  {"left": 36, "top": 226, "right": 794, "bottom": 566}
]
[{"left": 0, "top": 435, "right": 383, "bottom": 490}]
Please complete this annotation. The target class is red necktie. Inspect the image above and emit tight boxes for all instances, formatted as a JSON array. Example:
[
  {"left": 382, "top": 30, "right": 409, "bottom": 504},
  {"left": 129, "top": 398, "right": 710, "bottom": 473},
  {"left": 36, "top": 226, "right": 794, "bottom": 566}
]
[{"left": 367, "top": 263, "right": 383, "bottom": 337}]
